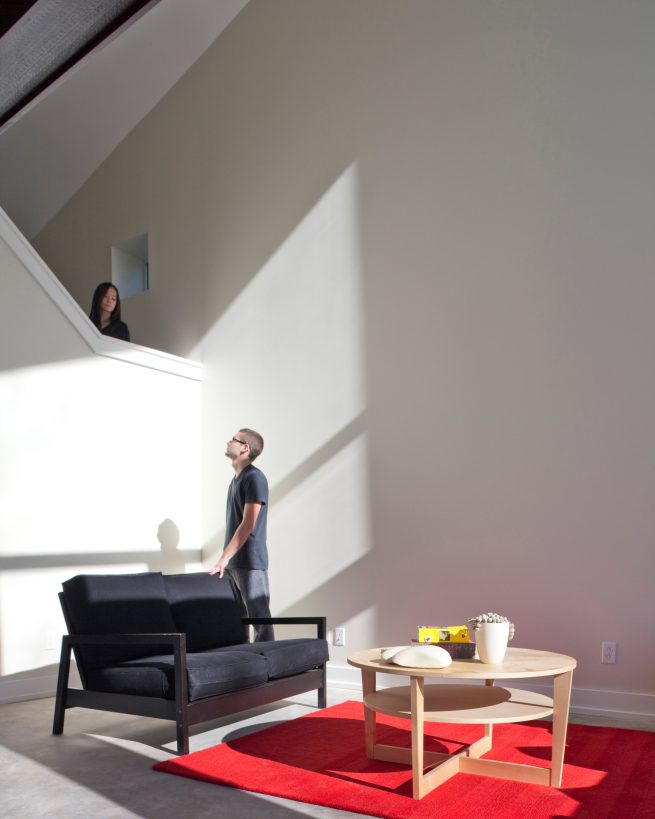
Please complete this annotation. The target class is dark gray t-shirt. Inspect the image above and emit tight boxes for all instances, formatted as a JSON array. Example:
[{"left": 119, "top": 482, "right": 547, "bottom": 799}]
[{"left": 224, "top": 464, "right": 269, "bottom": 569}]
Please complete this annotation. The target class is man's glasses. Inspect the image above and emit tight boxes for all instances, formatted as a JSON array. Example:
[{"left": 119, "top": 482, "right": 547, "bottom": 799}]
[{"left": 230, "top": 437, "right": 247, "bottom": 445}]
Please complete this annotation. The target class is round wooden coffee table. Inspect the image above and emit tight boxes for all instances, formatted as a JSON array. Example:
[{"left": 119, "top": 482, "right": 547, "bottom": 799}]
[{"left": 347, "top": 646, "right": 576, "bottom": 799}]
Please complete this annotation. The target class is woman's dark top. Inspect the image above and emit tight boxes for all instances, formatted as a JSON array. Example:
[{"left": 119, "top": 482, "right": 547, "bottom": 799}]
[{"left": 101, "top": 319, "right": 130, "bottom": 341}]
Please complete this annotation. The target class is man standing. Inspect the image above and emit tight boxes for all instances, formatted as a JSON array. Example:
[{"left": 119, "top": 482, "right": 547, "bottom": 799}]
[{"left": 209, "top": 428, "right": 273, "bottom": 641}]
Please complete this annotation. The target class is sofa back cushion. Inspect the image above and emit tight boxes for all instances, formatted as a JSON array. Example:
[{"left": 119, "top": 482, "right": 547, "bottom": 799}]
[
  {"left": 61, "top": 572, "right": 177, "bottom": 671},
  {"left": 164, "top": 572, "right": 247, "bottom": 651}
]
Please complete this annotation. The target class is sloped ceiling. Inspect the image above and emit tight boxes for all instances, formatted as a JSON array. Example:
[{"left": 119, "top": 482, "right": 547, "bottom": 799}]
[{"left": 0, "top": 0, "right": 248, "bottom": 239}]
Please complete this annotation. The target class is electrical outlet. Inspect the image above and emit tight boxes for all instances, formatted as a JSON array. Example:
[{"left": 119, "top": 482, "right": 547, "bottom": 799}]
[
  {"left": 601, "top": 641, "right": 617, "bottom": 664},
  {"left": 334, "top": 627, "right": 346, "bottom": 647},
  {"left": 45, "top": 631, "right": 58, "bottom": 651}
]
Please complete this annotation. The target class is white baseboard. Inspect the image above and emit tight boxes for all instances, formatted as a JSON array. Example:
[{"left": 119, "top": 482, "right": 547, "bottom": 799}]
[
  {"left": 3, "top": 663, "right": 653, "bottom": 730},
  {"left": 0, "top": 668, "right": 81, "bottom": 705},
  {"left": 326, "top": 663, "right": 655, "bottom": 725}
]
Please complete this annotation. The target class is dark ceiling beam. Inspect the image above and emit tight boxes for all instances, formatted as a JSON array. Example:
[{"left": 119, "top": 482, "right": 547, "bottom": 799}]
[
  {"left": 0, "top": 1, "right": 40, "bottom": 39},
  {"left": 0, "top": 0, "right": 161, "bottom": 131}
]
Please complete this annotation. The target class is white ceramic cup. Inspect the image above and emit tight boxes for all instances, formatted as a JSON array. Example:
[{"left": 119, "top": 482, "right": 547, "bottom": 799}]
[{"left": 475, "top": 621, "right": 510, "bottom": 664}]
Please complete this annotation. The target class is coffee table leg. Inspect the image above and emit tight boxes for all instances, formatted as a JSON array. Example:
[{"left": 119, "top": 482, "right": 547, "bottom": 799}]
[
  {"left": 484, "top": 679, "right": 494, "bottom": 746},
  {"left": 411, "top": 676, "right": 425, "bottom": 799},
  {"left": 362, "top": 668, "right": 377, "bottom": 756},
  {"left": 550, "top": 670, "right": 573, "bottom": 787}
]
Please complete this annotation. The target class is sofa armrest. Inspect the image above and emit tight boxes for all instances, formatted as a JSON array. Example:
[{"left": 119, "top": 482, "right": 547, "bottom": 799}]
[
  {"left": 242, "top": 616, "right": 326, "bottom": 640},
  {"left": 58, "top": 632, "right": 189, "bottom": 720},
  {"left": 63, "top": 633, "right": 186, "bottom": 647}
]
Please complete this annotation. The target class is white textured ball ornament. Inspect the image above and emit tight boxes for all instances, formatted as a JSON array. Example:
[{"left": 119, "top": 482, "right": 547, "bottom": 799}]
[{"left": 382, "top": 645, "right": 452, "bottom": 668}]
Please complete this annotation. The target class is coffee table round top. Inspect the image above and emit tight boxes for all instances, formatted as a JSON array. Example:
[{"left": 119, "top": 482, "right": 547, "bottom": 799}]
[{"left": 347, "top": 646, "right": 576, "bottom": 679}]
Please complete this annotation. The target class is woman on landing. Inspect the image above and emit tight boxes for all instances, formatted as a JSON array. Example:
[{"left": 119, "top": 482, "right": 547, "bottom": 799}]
[{"left": 89, "top": 282, "right": 130, "bottom": 341}]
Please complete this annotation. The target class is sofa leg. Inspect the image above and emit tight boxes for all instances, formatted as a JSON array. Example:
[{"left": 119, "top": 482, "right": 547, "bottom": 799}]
[
  {"left": 53, "top": 637, "right": 72, "bottom": 735},
  {"left": 177, "top": 722, "right": 189, "bottom": 756},
  {"left": 318, "top": 664, "right": 327, "bottom": 709},
  {"left": 173, "top": 636, "right": 189, "bottom": 754},
  {"left": 176, "top": 718, "right": 189, "bottom": 755}
]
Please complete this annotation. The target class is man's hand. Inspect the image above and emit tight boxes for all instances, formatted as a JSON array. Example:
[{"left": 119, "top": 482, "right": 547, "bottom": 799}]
[
  {"left": 209, "top": 503, "right": 262, "bottom": 578},
  {"left": 209, "top": 553, "right": 230, "bottom": 578}
]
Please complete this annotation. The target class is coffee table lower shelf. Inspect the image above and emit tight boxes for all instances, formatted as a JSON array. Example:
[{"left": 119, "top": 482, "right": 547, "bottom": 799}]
[{"left": 364, "top": 683, "right": 556, "bottom": 799}]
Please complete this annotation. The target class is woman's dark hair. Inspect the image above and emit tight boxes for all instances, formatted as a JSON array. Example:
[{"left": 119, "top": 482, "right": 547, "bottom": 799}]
[{"left": 89, "top": 282, "right": 121, "bottom": 328}]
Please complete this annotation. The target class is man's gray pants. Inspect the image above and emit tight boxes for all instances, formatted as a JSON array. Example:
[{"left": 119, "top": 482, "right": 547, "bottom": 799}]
[{"left": 227, "top": 568, "right": 275, "bottom": 642}]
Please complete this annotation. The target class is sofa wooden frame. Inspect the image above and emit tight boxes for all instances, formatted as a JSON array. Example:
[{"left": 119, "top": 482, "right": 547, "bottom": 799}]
[{"left": 53, "top": 602, "right": 327, "bottom": 755}]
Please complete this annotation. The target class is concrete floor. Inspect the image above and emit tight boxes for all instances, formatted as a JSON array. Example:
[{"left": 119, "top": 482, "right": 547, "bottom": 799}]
[
  {"left": 1, "top": 688, "right": 367, "bottom": 819},
  {"left": 1, "top": 688, "right": 653, "bottom": 819}
]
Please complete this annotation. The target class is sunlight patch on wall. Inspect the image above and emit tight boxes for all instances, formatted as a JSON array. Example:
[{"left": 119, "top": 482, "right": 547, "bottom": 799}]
[
  {"left": 270, "top": 432, "right": 371, "bottom": 609},
  {"left": 0, "top": 356, "right": 200, "bottom": 558},
  {"left": 198, "top": 162, "right": 366, "bottom": 477},
  {"left": 0, "top": 354, "right": 201, "bottom": 677},
  {"left": 199, "top": 163, "right": 369, "bottom": 568}
]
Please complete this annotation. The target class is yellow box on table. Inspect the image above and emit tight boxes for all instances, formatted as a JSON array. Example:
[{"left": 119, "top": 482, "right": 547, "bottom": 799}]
[{"left": 417, "top": 625, "right": 470, "bottom": 644}]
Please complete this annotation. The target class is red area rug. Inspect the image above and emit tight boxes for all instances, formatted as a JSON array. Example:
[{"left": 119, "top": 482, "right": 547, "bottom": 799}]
[{"left": 153, "top": 700, "right": 655, "bottom": 818}]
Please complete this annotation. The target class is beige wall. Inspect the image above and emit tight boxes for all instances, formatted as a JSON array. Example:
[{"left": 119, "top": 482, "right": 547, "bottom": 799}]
[{"left": 34, "top": 1, "right": 655, "bottom": 713}]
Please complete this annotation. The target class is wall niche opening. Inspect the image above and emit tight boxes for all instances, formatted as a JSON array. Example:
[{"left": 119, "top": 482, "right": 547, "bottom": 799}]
[{"left": 111, "top": 232, "right": 149, "bottom": 298}]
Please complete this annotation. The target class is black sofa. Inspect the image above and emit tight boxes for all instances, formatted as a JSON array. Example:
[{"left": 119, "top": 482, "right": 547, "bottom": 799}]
[{"left": 53, "top": 572, "right": 328, "bottom": 754}]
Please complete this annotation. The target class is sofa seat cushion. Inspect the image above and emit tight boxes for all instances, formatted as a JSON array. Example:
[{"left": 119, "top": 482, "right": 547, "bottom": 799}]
[
  {"left": 208, "top": 638, "right": 329, "bottom": 680},
  {"left": 86, "top": 650, "right": 269, "bottom": 702}
]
